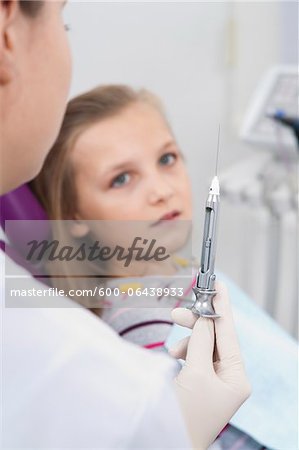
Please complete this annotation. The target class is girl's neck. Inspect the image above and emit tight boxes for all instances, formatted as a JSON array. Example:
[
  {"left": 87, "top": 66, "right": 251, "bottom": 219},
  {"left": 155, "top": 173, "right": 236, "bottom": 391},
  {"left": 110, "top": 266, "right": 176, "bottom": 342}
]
[{"left": 109, "top": 256, "right": 179, "bottom": 278}]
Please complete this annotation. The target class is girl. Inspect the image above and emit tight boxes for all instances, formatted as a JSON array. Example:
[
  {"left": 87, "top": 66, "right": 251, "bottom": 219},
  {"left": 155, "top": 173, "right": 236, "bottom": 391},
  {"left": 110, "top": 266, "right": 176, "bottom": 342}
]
[{"left": 32, "top": 85, "right": 194, "bottom": 347}]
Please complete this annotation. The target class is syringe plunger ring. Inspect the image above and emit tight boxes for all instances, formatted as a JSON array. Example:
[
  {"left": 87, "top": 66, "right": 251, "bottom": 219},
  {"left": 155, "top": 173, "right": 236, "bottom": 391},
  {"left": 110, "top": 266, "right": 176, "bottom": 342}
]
[{"left": 190, "top": 287, "right": 221, "bottom": 318}]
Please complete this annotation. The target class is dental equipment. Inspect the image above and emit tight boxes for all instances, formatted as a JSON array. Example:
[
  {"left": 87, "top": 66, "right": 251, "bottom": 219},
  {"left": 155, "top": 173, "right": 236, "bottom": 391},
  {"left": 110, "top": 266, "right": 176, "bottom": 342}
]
[
  {"left": 190, "top": 128, "right": 221, "bottom": 318},
  {"left": 267, "top": 110, "right": 299, "bottom": 147},
  {"left": 241, "top": 65, "right": 298, "bottom": 153},
  {"left": 221, "top": 66, "right": 298, "bottom": 336}
]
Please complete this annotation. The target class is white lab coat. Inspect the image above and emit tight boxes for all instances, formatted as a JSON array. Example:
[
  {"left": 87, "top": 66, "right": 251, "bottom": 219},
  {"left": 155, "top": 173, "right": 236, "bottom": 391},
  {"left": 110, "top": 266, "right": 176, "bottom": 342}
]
[{"left": 0, "top": 252, "right": 191, "bottom": 449}]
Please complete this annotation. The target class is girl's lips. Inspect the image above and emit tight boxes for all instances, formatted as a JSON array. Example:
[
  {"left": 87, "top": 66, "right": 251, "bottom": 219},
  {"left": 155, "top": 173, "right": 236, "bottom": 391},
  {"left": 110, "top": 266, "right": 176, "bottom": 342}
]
[{"left": 152, "top": 210, "right": 181, "bottom": 225}]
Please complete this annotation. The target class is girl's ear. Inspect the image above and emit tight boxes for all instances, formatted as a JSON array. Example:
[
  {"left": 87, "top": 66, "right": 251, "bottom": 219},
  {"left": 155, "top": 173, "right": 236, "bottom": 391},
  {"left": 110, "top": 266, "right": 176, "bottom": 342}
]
[
  {"left": 0, "top": 0, "right": 18, "bottom": 85},
  {"left": 69, "top": 219, "right": 90, "bottom": 238}
]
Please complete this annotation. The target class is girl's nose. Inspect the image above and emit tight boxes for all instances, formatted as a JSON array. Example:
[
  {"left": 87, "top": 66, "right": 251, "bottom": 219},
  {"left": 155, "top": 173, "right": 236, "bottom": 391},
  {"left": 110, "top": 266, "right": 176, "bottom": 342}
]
[{"left": 147, "top": 177, "right": 174, "bottom": 205}]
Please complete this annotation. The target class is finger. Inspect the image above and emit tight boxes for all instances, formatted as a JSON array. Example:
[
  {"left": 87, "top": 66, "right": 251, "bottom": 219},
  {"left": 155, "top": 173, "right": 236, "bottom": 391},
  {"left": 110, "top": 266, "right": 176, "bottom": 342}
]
[
  {"left": 213, "top": 281, "right": 242, "bottom": 362},
  {"left": 171, "top": 308, "right": 198, "bottom": 329},
  {"left": 185, "top": 317, "right": 215, "bottom": 371},
  {"left": 168, "top": 335, "right": 190, "bottom": 360}
]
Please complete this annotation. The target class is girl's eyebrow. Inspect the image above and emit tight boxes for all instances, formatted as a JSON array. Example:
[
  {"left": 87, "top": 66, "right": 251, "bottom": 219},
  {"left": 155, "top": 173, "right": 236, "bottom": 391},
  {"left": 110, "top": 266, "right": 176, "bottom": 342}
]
[
  {"left": 158, "top": 139, "right": 181, "bottom": 155},
  {"left": 105, "top": 160, "right": 135, "bottom": 175},
  {"left": 154, "top": 139, "right": 178, "bottom": 156}
]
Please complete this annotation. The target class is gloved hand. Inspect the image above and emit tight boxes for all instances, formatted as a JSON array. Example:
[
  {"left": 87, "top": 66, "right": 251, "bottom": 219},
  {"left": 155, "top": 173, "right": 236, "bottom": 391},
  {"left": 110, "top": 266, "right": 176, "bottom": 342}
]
[{"left": 169, "top": 282, "right": 251, "bottom": 450}]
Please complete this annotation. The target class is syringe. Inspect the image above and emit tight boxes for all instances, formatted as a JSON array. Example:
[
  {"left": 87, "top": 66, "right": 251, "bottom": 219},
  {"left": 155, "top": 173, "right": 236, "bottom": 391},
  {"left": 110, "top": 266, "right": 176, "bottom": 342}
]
[
  {"left": 190, "top": 176, "right": 220, "bottom": 318},
  {"left": 190, "top": 129, "right": 221, "bottom": 318}
]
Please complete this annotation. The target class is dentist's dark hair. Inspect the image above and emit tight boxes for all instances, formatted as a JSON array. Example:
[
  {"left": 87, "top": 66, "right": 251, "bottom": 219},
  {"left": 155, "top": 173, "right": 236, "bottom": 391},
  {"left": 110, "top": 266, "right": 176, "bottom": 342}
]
[{"left": 19, "top": 1, "right": 44, "bottom": 17}]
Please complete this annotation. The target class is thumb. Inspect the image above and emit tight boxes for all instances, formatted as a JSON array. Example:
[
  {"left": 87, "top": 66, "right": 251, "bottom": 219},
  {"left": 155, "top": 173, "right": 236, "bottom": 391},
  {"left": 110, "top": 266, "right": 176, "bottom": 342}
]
[{"left": 185, "top": 316, "right": 215, "bottom": 372}]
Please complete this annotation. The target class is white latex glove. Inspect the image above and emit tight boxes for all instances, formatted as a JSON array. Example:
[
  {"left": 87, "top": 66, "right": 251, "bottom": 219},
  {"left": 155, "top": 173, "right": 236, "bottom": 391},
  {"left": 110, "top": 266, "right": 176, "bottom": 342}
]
[{"left": 169, "top": 282, "right": 251, "bottom": 450}]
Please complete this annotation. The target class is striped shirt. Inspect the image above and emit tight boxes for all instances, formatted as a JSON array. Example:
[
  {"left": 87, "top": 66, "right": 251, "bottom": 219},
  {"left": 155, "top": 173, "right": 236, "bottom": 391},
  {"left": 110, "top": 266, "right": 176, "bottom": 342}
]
[{"left": 101, "top": 256, "right": 194, "bottom": 350}]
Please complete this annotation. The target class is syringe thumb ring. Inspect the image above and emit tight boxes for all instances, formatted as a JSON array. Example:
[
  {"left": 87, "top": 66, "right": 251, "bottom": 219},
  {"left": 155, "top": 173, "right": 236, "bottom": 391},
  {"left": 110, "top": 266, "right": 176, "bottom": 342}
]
[{"left": 190, "top": 287, "right": 221, "bottom": 319}]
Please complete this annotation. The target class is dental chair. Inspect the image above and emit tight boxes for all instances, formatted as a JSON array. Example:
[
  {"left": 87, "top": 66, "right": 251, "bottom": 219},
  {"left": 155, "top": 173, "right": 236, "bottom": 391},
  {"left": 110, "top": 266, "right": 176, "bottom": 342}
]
[{"left": 0, "top": 183, "right": 50, "bottom": 276}]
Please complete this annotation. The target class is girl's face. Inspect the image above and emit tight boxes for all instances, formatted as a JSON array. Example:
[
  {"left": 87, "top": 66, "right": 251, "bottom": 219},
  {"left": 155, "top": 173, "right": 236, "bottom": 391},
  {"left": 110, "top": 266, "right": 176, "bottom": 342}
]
[{"left": 71, "top": 102, "right": 192, "bottom": 224}]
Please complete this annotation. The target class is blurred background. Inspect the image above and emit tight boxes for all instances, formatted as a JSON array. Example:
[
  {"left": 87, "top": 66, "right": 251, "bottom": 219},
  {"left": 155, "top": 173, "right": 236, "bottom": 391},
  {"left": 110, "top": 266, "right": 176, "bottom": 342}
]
[{"left": 64, "top": 1, "right": 298, "bottom": 337}]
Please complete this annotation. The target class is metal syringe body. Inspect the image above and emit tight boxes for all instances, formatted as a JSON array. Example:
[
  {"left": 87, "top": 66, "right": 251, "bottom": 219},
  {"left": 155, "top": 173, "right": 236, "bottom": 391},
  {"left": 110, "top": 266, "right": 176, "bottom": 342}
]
[{"left": 190, "top": 176, "right": 221, "bottom": 318}]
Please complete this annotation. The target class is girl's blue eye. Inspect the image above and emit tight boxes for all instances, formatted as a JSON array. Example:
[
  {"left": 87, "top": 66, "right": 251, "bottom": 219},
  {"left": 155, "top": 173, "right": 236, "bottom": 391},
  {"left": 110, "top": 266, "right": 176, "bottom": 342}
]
[
  {"left": 111, "top": 173, "right": 130, "bottom": 188},
  {"left": 159, "top": 153, "right": 177, "bottom": 166}
]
